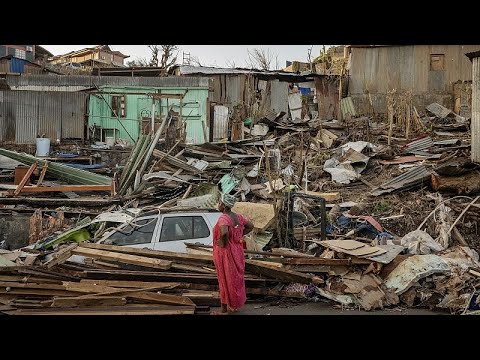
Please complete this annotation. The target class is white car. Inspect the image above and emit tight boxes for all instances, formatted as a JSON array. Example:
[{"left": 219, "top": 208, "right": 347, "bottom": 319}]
[{"left": 98, "top": 210, "right": 222, "bottom": 253}]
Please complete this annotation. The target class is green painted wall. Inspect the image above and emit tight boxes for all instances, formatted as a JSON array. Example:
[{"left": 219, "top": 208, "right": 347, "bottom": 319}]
[{"left": 88, "top": 85, "right": 209, "bottom": 145}]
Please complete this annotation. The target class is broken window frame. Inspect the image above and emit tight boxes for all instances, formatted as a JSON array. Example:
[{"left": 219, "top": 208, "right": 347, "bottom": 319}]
[
  {"left": 430, "top": 54, "right": 445, "bottom": 71},
  {"left": 106, "top": 217, "right": 158, "bottom": 246},
  {"left": 111, "top": 95, "right": 127, "bottom": 118}
]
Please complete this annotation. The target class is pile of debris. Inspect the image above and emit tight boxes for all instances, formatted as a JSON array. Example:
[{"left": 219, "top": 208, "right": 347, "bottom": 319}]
[
  {"left": 1, "top": 94, "right": 480, "bottom": 315},
  {"left": 0, "top": 242, "right": 323, "bottom": 315}
]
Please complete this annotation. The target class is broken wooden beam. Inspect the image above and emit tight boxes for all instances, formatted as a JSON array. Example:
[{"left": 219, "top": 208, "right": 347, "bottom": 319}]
[
  {"left": 71, "top": 247, "right": 172, "bottom": 270},
  {"left": 44, "top": 244, "right": 78, "bottom": 269},
  {"left": 82, "top": 269, "right": 276, "bottom": 286},
  {"left": 245, "top": 259, "right": 323, "bottom": 285},
  {"left": 9, "top": 304, "right": 196, "bottom": 315},
  {"left": 79, "top": 243, "right": 213, "bottom": 265},
  {"left": 431, "top": 173, "right": 480, "bottom": 195},
  {"left": 50, "top": 295, "right": 127, "bottom": 308},
  {"left": 36, "top": 161, "right": 49, "bottom": 186},
  {"left": 14, "top": 162, "right": 37, "bottom": 196}
]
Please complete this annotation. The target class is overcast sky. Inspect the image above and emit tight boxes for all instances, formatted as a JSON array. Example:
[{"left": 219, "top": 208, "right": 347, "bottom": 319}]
[{"left": 41, "top": 45, "right": 328, "bottom": 68}]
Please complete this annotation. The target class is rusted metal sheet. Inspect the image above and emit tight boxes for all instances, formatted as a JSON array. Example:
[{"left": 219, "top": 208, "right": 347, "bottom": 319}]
[
  {"left": 61, "top": 92, "right": 87, "bottom": 140},
  {"left": 315, "top": 77, "right": 340, "bottom": 120},
  {"left": 0, "top": 91, "right": 86, "bottom": 144},
  {"left": 371, "top": 165, "right": 432, "bottom": 196},
  {"left": 212, "top": 105, "right": 229, "bottom": 141},
  {"left": 38, "top": 91, "right": 62, "bottom": 141},
  {"left": 403, "top": 136, "right": 434, "bottom": 153},
  {"left": 6, "top": 75, "right": 209, "bottom": 91}
]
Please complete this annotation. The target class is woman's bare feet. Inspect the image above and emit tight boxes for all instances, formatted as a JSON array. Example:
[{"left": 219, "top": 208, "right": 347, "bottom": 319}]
[{"left": 210, "top": 310, "right": 228, "bottom": 315}]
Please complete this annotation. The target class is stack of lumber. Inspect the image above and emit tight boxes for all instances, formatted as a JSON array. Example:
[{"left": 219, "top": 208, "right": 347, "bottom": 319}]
[{"left": 0, "top": 242, "right": 327, "bottom": 315}]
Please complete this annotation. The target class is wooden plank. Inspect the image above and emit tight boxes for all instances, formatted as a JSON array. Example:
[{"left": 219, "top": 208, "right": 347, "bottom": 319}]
[
  {"left": 37, "top": 161, "right": 49, "bottom": 186},
  {"left": 303, "top": 191, "right": 340, "bottom": 202},
  {"left": 79, "top": 243, "right": 213, "bottom": 265},
  {"left": 72, "top": 285, "right": 196, "bottom": 306},
  {"left": 171, "top": 263, "right": 215, "bottom": 274},
  {"left": 0, "top": 281, "right": 74, "bottom": 291},
  {"left": 282, "top": 258, "right": 352, "bottom": 266},
  {"left": 14, "top": 162, "right": 37, "bottom": 196},
  {"left": 0, "top": 288, "right": 84, "bottom": 297},
  {"left": 51, "top": 296, "right": 127, "bottom": 308},
  {"left": 79, "top": 279, "right": 182, "bottom": 289},
  {"left": 17, "top": 185, "right": 112, "bottom": 194},
  {"left": 62, "top": 281, "right": 127, "bottom": 294},
  {"left": 71, "top": 247, "right": 172, "bottom": 270},
  {"left": 23, "top": 256, "right": 38, "bottom": 266},
  {"left": 245, "top": 259, "right": 323, "bottom": 285},
  {"left": 10, "top": 305, "right": 196, "bottom": 315},
  {"left": 83, "top": 269, "right": 276, "bottom": 286},
  {"left": 0, "top": 275, "right": 63, "bottom": 284},
  {"left": 44, "top": 244, "right": 78, "bottom": 269}
]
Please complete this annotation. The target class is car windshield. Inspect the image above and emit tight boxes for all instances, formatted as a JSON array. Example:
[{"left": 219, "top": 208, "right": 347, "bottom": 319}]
[{"left": 107, "top": 217, "right": 157, "bottom": 246}]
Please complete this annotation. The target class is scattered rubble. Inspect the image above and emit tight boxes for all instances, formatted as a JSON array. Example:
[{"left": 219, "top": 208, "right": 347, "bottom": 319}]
[{"left": 1, "top": 84, "right": 479, "bottom": 315}]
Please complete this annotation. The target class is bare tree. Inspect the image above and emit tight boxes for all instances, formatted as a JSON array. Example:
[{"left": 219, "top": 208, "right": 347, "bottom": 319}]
[
  {"left": 226, "top": 59, "right": 236, "bottom": 68},
  {"left": 159, "top": 45, "right": 179, "bottom": 72},
  {"left": 247, "top": 47, "right": 279, "bottom": 70},
  {"left": 126, "top": 57, "right": 149, "bottom": 67},
  {"left": 148, "top": 45, "right": 160, "bottom": 67},
  {"left": 190, "top": 55, "right": 202, "bottom": 67}
]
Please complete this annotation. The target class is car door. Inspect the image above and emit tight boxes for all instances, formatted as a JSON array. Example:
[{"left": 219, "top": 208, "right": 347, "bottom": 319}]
[
  {"left": 153, "top": 214, "right": 212, "bottom": 253},
  {"left": 101, "top": 215, "right": 159, "bottom": 249}
]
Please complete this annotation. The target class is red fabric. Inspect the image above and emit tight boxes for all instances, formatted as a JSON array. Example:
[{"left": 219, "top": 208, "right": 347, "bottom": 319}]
[{"left": 212, "top": 213, "right": 248, "bottom": 311}]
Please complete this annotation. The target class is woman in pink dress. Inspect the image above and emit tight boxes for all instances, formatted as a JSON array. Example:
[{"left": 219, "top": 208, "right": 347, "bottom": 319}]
[{"left": 212, "top": 193, "right": 254, "bottom": 315}]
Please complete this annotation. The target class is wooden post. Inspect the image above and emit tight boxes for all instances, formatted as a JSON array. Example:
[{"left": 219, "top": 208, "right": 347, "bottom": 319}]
[
  {"left": 37, "top": 161, "right": 48, "bottom": 186},
  {"left": 14, "top": 162, "right": 37, "bottom": 196},
  {"left": 472, "top": 57, "right": 480, "bottom": 163}
]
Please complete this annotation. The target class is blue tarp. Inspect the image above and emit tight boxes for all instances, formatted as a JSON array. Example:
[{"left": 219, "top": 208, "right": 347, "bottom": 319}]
[{"left": 10, "top": 57, "right": 26, "bottom": 73}]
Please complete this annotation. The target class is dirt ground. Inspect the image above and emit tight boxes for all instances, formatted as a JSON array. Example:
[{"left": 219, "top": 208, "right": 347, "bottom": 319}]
[{"left": 211, "top": 300, "right": 446, "bottom": 315}]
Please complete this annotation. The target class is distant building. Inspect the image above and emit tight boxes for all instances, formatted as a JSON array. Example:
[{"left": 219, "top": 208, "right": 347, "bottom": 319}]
[
  {"left": 49, "top": 45, "right": 129, "bottom": 68},
  {"left": 0, "top": 45, "right": 35, "bottom": 62},
  {"left": 347, "top": 45, "right": 480, "bottom": 117}
]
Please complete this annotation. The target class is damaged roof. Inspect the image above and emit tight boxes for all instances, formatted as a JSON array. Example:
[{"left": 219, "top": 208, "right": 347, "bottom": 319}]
[
  {"left": 465, "top": 50, "right": 480, "bottom": 60},
  {"left": 170, "top": 65, "right": 331, "bottom": 81}
]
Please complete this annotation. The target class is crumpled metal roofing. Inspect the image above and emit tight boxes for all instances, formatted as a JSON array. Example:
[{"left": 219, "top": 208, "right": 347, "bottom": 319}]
[
  {"left": 0, "top": 148, "right": 112, "bottom": 185},
  {"left": 371, "top": 165, "right": 432, "bottom": 196}
]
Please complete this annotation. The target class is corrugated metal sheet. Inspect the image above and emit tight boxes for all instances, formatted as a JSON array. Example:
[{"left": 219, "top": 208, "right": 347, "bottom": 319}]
[
  {"left": 62, "top": 92, "right": 87, "bottom": 139},
  {"left": 0, "top": 60, "right": 9, "bottom": 73},
  {"left": 348, "top": 45, "right": 480, "bottom": 116},
  {"left": 270, "top": 79, "right": 288, "bottom": 114},
  {"left": 6, "top": 75, "right": 209, "bottom": 91},
  {"left": 0, "top": 91, "right": 86, "bottom": 144},
  {"left": 15, "top": 91, "right": 38, "bottom": 144},
  {"left": 340, "top": 97, "right": 357, "bottom": 117},
  {"left": 225, "top": 76, "right": 243, "bottom": 107},
  {"left": 0, "top": 92, "right": 16, "bottom": 143},
  {"left": 433, "top": 139, "right": 461, "bottom": 146},
  {"left": 371, "top": 166, "right": 432, "bottom": 196},
  {"left": 404, "top": 136, "right": 434, "bottom": 153},
  {"left": 213, "top": 105, "right": 229, "bottom": 140}
]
